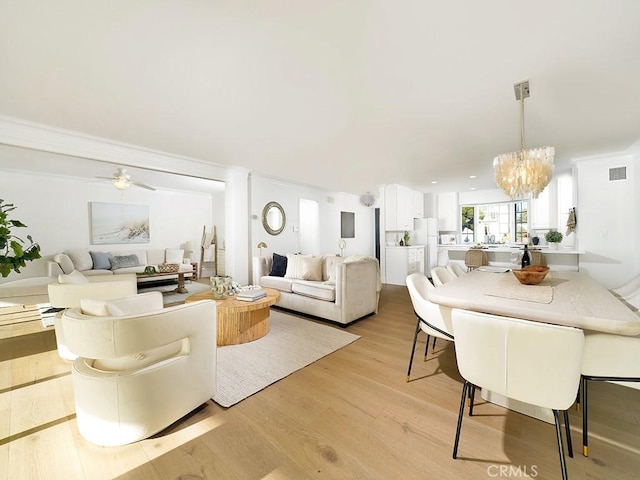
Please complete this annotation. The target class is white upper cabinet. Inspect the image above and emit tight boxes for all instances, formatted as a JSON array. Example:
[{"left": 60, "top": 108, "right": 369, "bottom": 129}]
[
  {"left": 413, "top": 190, "right": 424, "bottom": 219},
  {"left": 385, "top": 184, "right": 419, "bottom": 230},
  {"left": 437, "top": 192, "right": 459, "bottom": 231},
  {"left": 530, "top": 179, "right": 558, "bottom": 230}
]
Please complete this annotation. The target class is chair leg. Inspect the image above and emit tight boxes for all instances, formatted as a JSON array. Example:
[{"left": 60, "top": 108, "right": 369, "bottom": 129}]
[
  {"left": 563, "top": 410, "right": 573, "bottom": 458},
  {"left": 406, "top": 318, "right": 421, "bottom": 382},
  {"left": 582, "top": 376, "right": 589, "bottom": 457},
  {"left": 453, "top": 381, "right": 470, "bottom": 459},
  {"left": 468, "top": 384, "right": 476, "bottom": 416},
  {"left": 424, "top": 335, "right": 431, "bottom": 361},
  {"left": 431, "top": 335, "right": 437, "bottom": 353},
  {"left": 552, "top": 409, "right": 569, "bottom": 480}
]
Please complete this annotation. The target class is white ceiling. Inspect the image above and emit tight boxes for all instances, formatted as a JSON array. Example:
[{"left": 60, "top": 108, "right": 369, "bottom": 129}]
[{"left": 1, "top": 1, "right": 639, "bottom": 196}]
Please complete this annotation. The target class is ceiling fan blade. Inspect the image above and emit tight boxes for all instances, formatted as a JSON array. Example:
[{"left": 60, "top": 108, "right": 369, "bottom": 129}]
[
  {"left": 95, "top": 176, "right": 113, "bottom": 180},
  {"left": 133, "top": 182, "right": 156, "bottom": 191}
]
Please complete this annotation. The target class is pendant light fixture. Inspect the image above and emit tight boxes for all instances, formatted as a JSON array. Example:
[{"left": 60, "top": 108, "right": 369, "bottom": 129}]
[{"left": 493, "top": 80, "right": 554, "bottom": 200}]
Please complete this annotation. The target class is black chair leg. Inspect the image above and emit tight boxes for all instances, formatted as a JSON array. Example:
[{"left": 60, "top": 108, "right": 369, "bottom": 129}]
[
  {"left": 431, "top": 335, "right": 437, "bottom": 353},
  {"left": 424, "top": 335, "right": 431, "bottom": 361},
  {"left": 582, "top": 376, "right": 589, "bottom": 457},
  {"left": 552, "top": 409, "right": 569, "bottom": 480},
  {"left": 453, "top": 381, "right": 470, "bottom": 459},
  {"left": 468, "top": 384, "right": 476, "bottom": 416},
  {"left": 563, "top": 410, "right": 573, "bottom": 458},
  {"left": 406, "top": 318, "right": 421, "bottom": 382}
]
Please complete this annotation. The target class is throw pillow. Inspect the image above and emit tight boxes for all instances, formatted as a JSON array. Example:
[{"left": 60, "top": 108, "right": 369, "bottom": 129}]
[
  {"left": 53, "top": 253, "right": 75, "bottom": 274},
  {"left": 269, "top": 253, "right": 288, "bottom": 277},
  {"left": 301, "top": 256, "right": 323, "bottom": 281},
  {"left": 89, "top": 251, "right": 112, "bottom": 270},
  {"left": 66, "top": 249, "right": 93, "bottom": 271},
  {"left": 284, "top": 254, "right": 311, "bottom": 279},
  {"left": 58, "top": 270, "right": 90, "bottom": 285},
  {"left": 165, "top": 248, "right": 184, "bottom": 264},
  {"left": 109, "top": 254, "right": 141, "bottom": 270},
  {"left": 80, "top": 298, "right": 111, "bottom": 316}
]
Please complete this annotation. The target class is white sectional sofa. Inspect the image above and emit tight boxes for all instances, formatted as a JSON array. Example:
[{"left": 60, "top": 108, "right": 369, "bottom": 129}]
[
  {"left": 47, "top": 248, "right": 194, "bottom": 284},
  {"left": 253, "top": 253, "right": 380, "bottom": 325}
]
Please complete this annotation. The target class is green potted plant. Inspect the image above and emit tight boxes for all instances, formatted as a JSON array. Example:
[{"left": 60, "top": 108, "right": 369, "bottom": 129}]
[
  {"left": 545, "top": 230, "right": 563, "bottom": 250},
  {"left": 0, "top": 199, "right": 41, "bottom": 277}
]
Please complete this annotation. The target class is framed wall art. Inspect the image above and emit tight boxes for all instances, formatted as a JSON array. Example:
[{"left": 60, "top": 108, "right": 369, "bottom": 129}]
[{"left": 90, "top": 202, "right": 150, "bottom": 244}]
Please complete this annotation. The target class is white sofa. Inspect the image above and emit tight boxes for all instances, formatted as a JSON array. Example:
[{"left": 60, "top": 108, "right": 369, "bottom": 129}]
[
  {"left": 253, "top": 254, "right": 380, "bottom": 325},
  {"left": 47, "top": 248, "right": 193, "bottom": 284}
]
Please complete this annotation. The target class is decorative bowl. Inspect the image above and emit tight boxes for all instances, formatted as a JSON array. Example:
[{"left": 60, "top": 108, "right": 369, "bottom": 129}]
[{"left": 512, "top": 265, "right": 550, "bottom": 285}]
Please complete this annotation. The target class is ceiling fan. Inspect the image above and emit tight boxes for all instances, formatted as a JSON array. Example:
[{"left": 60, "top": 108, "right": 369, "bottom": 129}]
[{"left": 96, "top": 167, "right": 156, "bottom": 191}]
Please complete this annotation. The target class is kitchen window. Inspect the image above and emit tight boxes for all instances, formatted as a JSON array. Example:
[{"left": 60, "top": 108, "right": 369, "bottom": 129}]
[{"left": 461, "top": 201, "right": 529, "bottom": 244}]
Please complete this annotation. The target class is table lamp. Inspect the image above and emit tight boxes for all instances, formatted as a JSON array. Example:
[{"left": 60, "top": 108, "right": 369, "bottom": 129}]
[{"left": 257, "top": 241, "right": 267, "bottom": 256}]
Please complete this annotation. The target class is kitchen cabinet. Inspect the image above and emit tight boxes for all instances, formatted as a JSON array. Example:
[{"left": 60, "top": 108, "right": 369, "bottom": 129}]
[
  {"left": 385, "top": 246, "right": 425, "bottom": 285},
  {"left": 530, "top": 179, "right": 558, "bottom": 230},
  {"left": 437, "top": 192, "right": 459, "bottom": 231},
  {"left": 413, "top": 190, "right": 424, "bottom": 219},
  {"left": 385, "top": 184, "right": 413, "bottom": 230}
]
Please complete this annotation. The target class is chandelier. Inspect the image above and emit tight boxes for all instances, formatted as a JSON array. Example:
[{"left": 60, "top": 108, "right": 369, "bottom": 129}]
[{"left": 493, "top": 80, "right": 554, "bottom": 200}]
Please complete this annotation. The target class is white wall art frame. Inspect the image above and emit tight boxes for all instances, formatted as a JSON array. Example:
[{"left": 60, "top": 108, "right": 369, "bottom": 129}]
[{"left": 90, "top": 202, "right": 150, "bottom": 244}]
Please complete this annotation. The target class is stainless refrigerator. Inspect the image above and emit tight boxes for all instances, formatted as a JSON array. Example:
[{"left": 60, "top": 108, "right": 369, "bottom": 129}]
[{"left": 413, "top": 217, "right": 438, "bottom": 276}]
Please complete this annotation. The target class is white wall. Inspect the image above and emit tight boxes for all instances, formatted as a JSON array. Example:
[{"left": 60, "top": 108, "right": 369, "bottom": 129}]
[
  {"left": 574, "top": 152, "right": 638, "bottom": 288},
  {"left": 250, "top": 175, "right": 375, "bottom": 266},
  {"left": 0, "top": 170, "right": 214, "bottom": 281}
]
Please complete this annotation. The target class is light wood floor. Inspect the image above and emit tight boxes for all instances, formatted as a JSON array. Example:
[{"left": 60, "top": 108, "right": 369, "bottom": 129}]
[{"left": 1, "top": 284, "right": 639, "bottom": 479}]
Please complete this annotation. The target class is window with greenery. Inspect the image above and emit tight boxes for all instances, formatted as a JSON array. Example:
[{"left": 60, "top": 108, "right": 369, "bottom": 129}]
[
  {"left": 460, "top": 200, "right": 529, "bottom": 244},
  {"left": 461, "top": 206, "right": 475, "bottom": 243}
]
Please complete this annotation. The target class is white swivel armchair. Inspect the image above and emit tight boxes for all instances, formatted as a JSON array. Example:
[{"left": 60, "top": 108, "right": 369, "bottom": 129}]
[
  {"left": 451, "top": 309, "right": 584, "bottom": 480},
  {"left": 405, "top": 272, "right": 454, "bottom": 382},
  {"left": 580, "top": 331, "right": 640, "bottom": 457},
  {"left": 61, "top": 292, "right": 217, "bottom": 446},
  {"left": 431, "top": 266, "right": 455, "bottom": 287},
  {"left": 48, "top": 273, "right": 138, "bottom": 360}
]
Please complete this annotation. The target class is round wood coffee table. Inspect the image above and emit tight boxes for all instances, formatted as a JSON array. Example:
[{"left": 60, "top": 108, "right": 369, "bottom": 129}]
[{"left": 185, "top": 288, "right": 280, "bottom": 346}]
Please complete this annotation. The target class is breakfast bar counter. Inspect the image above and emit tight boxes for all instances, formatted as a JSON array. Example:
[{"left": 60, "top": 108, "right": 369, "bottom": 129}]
[{"left": 428, "top": 270, "right": 640, "bottom": 336}]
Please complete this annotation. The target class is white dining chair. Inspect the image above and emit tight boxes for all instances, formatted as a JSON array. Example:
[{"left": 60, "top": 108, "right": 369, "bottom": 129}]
[
  {"left": 446, "top": 262, "right": 467, "bottom": 278},
  {"left": 451, "top": 309, "right": 584, "bottom": 480},
  {"left": 612, "top": 274, "right": 640, "bottom": 300},
  {"left": 580, "top": 331, "right": 640, "bottom": 457},
  {"left": 431, "top": 266, "right": 455, "bottom": 287},
  {"left": 405, "top": 272, "right": 454, "bottom": 382}
]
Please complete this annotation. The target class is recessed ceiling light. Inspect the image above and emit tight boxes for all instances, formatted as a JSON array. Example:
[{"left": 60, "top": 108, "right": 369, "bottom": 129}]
[
  {"left": 470, "top": 187, "right": 476, "bottom": 190},
  {"left": 431, "top": 181, "right": 438, "bottom": 184},
  {"left": 469, "top": 175, "right": 476, "bottom": 179}
]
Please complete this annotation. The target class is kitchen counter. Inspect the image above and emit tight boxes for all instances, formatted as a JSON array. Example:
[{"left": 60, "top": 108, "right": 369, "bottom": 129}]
[
  {"left": 440, "top": 244, "right": 584, "bottom": 254},
  {"left": 439, "top": 245, "right": 583, "bottom": 271}
]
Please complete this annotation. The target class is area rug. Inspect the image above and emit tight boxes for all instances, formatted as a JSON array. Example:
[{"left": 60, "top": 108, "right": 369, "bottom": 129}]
[
  {"left": 214, "top": 310, "right": 360, "bottom": 407},
  {"left": 138, "top": 280, "right": 210, "bottom": 306}
]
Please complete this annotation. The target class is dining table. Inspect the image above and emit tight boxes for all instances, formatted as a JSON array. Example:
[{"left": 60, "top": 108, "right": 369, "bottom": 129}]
[
  {"left": 427, "top": 268, "right": 640, "bottom": 336},
  {"left": 427, "top": 268, "right": 640, "bottom": 423}
]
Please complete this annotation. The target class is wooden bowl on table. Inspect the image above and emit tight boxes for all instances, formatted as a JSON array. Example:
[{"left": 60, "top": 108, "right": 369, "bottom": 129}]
[{"left": 512, "top": 265, "right": 550, "bottom": 285}]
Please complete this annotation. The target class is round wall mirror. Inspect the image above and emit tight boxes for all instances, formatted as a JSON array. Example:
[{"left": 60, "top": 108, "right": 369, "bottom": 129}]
[{"left": 262, "top": 201, "right": 286, "bottom": 235}]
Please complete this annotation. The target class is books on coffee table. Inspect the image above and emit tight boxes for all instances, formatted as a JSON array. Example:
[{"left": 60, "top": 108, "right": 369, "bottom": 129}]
[{"left": 236, "top": 289, "right": 267, "bottom": 302}]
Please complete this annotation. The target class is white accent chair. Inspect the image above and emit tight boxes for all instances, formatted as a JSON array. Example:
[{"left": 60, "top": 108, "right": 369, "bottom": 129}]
[
  {"left": 48, "top": 273, "right": 138, "bottom": 360},
  {"left": 580, "top": 331, "right": 640, "bottom": 457},
  {"left": 431, "top": 266, "right": 455, "bottom": 287},
  {"left": 451, "top": 309, "right": 584, "bottom": 480},
  {"left": 611, "top": 275, "right": 640, "bottom": 309},
  {"left": 60, "top": 292, "right": 217, "bottom": 446},
  {"left": 405, "top": 272, "right": 454, "bottom": 382},
  {"left": 445, "top": 262, "right": 467, "bottom": 278}
]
